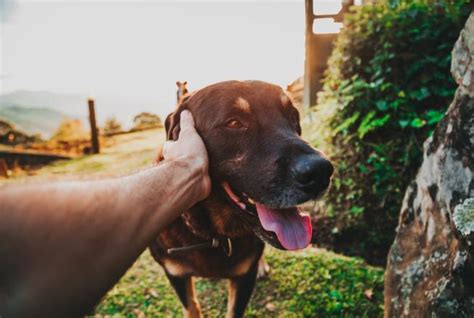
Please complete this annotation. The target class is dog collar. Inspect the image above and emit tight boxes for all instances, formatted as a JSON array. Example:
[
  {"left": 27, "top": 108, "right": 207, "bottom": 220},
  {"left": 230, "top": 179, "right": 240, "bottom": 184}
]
[{"left": 166, "top": 237, "right": 233, "bottom": 257}]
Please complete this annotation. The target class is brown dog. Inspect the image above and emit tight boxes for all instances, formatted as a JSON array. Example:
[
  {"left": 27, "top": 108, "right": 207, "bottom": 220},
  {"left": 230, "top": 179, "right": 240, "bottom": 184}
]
[{"left": 150, "top": 80, "right": 333, "bottom": 318}]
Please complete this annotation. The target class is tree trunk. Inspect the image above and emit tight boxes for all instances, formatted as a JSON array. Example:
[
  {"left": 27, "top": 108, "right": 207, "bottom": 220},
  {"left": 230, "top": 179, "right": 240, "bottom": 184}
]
[{"left": 384, "top": 12, "right": 474, "bottom": 317}]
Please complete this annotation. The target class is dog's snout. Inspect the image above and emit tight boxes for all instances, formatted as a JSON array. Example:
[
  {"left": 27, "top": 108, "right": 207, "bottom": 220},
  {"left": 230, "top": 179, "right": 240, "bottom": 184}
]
[{"left": 292, "top": 155, "right": 334, "bottom": 193}]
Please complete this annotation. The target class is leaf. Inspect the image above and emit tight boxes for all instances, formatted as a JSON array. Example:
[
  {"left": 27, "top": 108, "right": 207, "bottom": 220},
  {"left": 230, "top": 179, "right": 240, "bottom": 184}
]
[
  {"left": 375, "top": 100, "right": 388, "bottom": 111},
  {"left": 358, "top": 164, "right": 369, "bottom": 174},
  {"left": 334, "top": 112, "right": 361, "bottom": 133},
  {"left": 412, "top": 87, "right": 430, "bottom": 100},
  {"left": 357, "top": 111, "right": 376, "bottom": 138},
  {"left": 358, "top": 113, "right": 390, "bottom": 138},
  {"left": 425, "top": 110, "right": 445, "bottom": 125},
  {"left": 133, "top": 309, "right": 146, "bottom": 318},
  {"left": 410, "top": 117, "right": 426, "bottom": 128},
  {"left": 398, "top": 119, "right": 410, "bottom": 128},
  {"left": 350, "top": 206, "right": 365, "bottom": 216},
  {"left": 329, "top": 290, "right": 343, "bottom": 301},
  {"left": 369, "top": 114, "right": 391, "bottom": 128},
  {"left": 145, "top": 288, "right": 158, "bottom": 298},
  {"left": 265, "top": 303, "right": 276, "bottom": 312}
]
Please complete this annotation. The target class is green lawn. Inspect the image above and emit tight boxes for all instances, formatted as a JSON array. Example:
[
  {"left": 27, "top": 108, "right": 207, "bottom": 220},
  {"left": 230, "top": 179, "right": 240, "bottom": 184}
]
[
  {"left": 1, "top": 128, "right": 385, "bottom": 317},
  {"left": 95, "top": 249, "right": 383, "bottom": 318}
]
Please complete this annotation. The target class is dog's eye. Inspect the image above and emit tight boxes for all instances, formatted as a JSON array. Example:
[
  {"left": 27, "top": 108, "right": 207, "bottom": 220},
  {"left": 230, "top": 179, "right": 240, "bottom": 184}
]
[{"left": 226, "top": 119, "right": 245, "bottom": 129}]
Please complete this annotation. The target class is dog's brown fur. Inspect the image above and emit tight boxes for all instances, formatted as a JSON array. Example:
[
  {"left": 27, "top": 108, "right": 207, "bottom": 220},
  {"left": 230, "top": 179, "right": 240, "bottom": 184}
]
[{"left": 150, "top": 80, "right": 332, "bottom": 318}]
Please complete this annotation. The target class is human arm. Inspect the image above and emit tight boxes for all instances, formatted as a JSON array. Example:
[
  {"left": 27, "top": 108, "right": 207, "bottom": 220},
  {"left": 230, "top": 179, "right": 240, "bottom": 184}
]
[{"left": 0, "top": 111, "right": 210, "bottom": 317}]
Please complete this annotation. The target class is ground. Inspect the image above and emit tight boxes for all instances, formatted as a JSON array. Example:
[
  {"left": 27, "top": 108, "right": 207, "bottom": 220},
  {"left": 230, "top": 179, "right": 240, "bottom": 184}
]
[{"left": 0, "top": 129, "right": 385, "bottom": 317}]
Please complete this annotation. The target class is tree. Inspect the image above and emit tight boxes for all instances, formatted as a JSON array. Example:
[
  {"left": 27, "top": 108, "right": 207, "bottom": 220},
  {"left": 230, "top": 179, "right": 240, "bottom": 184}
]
[
  {"left": 50, "top": 119, "right": 88, "bottom": 141},
  {"left": 103, "top": 117, "right": 123, "bottom": 135},
  {"left": 132, "top": 112, "right": 162, "bottom": 131}
]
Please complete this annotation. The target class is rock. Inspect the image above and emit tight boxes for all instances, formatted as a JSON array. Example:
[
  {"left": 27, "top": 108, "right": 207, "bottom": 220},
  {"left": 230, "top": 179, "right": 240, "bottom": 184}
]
[
  {"left": 451, "top": 13, "right": 474, "bottom": 98},
  {"left": 384, "top": 12, "right": 474, "bottom": 318},
  {"left": 453, "top": 198, "right": 474, "bottom": 245}
]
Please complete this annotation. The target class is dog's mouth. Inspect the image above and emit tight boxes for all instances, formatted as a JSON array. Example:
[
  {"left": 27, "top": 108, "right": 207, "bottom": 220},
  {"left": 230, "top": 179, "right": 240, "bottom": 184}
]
[{"left": 222, "top": 182, "right": 312, "bottom": 251}]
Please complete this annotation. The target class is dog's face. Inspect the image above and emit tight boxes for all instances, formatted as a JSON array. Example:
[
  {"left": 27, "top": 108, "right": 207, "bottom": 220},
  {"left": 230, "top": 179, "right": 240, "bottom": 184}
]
[{"left": 166, "top": 81, "right": 333, "bottom": 250}]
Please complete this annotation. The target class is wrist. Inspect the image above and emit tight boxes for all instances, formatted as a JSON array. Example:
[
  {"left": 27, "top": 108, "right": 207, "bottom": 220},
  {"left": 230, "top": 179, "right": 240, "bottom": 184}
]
[
  {"left": 164, "top": 154, "right": 206, "bottom": 178},
  {"left": 160, "top": 155, "right": 211, "bottom": 198}
]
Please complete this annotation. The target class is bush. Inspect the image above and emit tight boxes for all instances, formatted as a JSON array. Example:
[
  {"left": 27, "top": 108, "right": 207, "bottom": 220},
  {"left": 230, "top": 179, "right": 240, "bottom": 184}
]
[
  {"left": 308, "top": 0, "right": 471, "bottom": 265},
  {"left": 103, "top": 117, "right": 123, "bottom": 135},
  {"left": 132, "top": 112, "right": 162, "bottom": 131},
  {"left": 50, "top": 119, "right": 88, "bottom": 141}
]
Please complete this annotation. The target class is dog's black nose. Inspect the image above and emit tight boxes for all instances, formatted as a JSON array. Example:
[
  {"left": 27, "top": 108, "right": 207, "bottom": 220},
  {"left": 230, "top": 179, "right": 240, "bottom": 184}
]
[{"left": 292, "top": 154, "right": 334, "bottom": 193}]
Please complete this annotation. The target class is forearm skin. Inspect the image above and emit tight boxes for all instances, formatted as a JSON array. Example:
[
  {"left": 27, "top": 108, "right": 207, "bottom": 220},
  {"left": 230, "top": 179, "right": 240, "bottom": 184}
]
[{"left": 0, "top": 160, "right": 201, "bottom": 317}]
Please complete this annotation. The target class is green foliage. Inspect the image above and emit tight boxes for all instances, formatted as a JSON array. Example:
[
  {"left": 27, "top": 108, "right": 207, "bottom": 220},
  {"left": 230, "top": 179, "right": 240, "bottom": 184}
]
[
  {"left": 308, "top": 0, "right": 471, "bottom": 264},
  {"left": 95, "top": 249, "right": 384, "bottom": 317}
]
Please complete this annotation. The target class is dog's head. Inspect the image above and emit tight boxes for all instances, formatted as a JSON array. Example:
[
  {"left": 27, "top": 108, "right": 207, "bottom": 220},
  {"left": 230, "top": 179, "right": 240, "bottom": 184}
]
[{"left": 165, "top": 80, "right": 333, "bottom": 250}]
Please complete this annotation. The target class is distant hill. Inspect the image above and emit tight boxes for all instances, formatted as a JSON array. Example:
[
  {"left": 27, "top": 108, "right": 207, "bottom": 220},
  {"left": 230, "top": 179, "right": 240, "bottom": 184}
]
[
  {"left": 0, "top": 90, "right": 87, "bottom": 117},
  {"left": 0, "top": 90, "right": 168, "bottom": 133},
  {"left": 0, "top": 90, "right": 87, "bottom": 138},
  {"left": 0, "top": 106, "right": 70, "bottom": 138}
]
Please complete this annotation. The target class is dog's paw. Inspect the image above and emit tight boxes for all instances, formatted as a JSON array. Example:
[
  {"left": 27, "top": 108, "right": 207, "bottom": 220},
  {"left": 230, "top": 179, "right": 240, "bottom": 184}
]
[{"left": 257, "top": 257, "right": 270, "bottom": 279}]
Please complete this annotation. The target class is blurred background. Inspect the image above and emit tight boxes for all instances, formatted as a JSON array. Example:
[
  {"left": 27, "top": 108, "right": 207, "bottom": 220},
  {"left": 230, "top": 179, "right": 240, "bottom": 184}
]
[{"left": 0, "top": 0, "right": 309, "bottom": 133}]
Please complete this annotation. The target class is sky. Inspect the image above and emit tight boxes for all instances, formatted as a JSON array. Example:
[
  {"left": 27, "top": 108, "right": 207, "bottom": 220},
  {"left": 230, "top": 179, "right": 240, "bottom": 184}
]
[{"left": 0, "top": 0, "right": 342, "bottom": 121}]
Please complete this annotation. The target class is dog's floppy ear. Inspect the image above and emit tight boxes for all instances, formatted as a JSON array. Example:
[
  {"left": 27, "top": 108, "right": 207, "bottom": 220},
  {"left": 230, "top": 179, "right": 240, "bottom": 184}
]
[{"left": 165, "top": 95, "right": 191, "bottom": 141}]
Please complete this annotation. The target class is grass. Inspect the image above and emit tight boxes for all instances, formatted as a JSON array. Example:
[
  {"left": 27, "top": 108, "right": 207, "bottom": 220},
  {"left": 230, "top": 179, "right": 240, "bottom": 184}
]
[
  {"left": 1, "top": 128, "right": 385, "bottom": 317},
  {"left": 94, "top": 249, "right": 384, "bottom": 318},
  {"left": 1, "top": 128, "right": 164, "bottom": 183}
]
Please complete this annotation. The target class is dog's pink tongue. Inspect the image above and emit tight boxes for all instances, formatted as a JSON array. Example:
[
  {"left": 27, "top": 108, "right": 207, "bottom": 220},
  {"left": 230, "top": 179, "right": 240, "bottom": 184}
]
[{"left": 256, "top": 204, "right": 312, "bottom": 250}]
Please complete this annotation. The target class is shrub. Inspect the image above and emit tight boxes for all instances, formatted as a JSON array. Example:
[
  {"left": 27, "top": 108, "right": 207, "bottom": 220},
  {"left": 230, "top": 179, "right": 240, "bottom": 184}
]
[
  {"left": 50, "top": 119, "right": 88, "bottom": 141},
  {"left": 103, "top": 117, "right": 123, "bottom": 135},
  {"left": 132, "top": 112, "right": 162, "bottom": 131},
  {"left": 308, "top": 0, "right": 471, "bottom": 264}
]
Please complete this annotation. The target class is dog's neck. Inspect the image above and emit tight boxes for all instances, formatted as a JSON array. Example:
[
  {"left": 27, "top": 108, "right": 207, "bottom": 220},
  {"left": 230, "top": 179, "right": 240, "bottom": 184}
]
[{"left": 183, "top": 192, "right": 253, "bottom": 240}]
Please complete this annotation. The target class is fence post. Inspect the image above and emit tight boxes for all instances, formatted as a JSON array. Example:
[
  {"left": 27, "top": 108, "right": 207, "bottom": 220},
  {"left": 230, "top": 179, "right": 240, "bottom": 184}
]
[
  {"left": 88, "top": 98, "right": 100, "bottom": 154},
  {"left": 0, "top": 159, "right": 8, "bottom": 178}
]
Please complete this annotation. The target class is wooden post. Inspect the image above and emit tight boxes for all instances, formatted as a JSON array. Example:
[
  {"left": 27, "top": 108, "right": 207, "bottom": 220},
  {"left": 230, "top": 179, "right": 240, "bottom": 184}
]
[
  {"left": 0, "top": 159, "right": 9, "bottom": 178},
  {"left": 88, "top": 98, "right": 100, "bottom": 154},
  {"left": 303, "top": 0, "right": 354, "bottom": 109}
]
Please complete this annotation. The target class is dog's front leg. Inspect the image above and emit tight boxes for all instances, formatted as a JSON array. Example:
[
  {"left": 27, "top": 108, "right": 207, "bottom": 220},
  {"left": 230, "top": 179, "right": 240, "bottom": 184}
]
[
  {"left": 257, "top": 255, "right": 270, "bottom": 279},
  {"left": 226, "top": 266, "right": 258, "bottom": 318},
  {"left": 164, "top": 272, "right": 202, "bottom": 318}
]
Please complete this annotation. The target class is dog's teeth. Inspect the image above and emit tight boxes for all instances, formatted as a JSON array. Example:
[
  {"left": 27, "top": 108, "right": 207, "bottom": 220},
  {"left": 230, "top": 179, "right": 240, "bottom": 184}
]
[{"left": 248, "top": 198, "right": 256, "bottom": 205}]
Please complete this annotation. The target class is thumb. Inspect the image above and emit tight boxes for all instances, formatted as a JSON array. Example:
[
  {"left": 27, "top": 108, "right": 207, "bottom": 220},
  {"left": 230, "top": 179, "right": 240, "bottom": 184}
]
[{"left": 178, "top": 110, "right": 196, "bottom": 136}]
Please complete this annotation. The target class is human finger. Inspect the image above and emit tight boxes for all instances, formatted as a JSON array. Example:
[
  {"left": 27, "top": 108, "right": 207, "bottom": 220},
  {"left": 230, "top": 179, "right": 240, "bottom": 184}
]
[{"left": 178, "top": 110, "right": 197, "bottom": 137}]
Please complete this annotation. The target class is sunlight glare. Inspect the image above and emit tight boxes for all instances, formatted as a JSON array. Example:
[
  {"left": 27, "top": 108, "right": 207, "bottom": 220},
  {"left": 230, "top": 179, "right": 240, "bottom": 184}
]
[
  {"left": 313, "top": 0, "right": 342, "bottom": 15},
  {"left": 313, "top": 18, "right": 342, "bottom": 34}
]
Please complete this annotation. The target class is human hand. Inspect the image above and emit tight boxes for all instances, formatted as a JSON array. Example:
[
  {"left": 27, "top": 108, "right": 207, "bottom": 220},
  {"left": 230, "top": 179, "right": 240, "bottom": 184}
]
[{"left": 161, "top": 110, "right": 211, "bottom": 202}]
